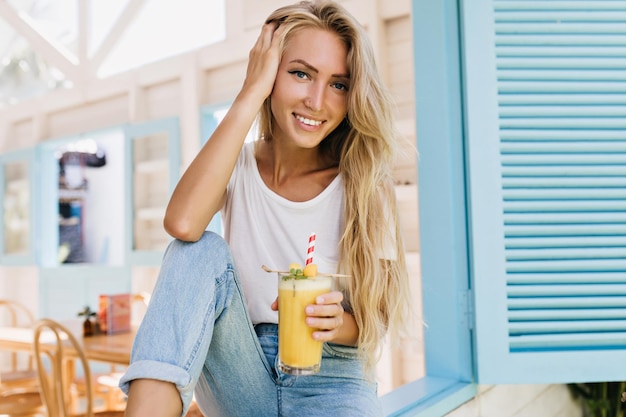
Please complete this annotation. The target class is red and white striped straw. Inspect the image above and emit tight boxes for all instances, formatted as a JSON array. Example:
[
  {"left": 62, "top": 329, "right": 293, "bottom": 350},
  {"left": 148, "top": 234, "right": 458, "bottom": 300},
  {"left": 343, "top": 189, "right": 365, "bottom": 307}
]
[{"left": 305, "top": 232, "right": 316, "bottom": 265}]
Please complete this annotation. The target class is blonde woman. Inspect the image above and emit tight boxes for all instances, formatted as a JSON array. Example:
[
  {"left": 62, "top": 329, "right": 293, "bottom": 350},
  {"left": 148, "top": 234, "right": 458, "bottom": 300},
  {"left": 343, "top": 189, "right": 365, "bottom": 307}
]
[{"left": 120, "top": 1, "right": 410, "bottom": 416}]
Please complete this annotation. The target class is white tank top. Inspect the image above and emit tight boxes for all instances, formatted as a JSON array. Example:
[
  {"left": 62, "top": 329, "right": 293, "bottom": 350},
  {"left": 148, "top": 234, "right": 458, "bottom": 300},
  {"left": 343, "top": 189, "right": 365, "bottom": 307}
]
[{"left": 221, "top": 142, "right": 344, "bottom": 324}]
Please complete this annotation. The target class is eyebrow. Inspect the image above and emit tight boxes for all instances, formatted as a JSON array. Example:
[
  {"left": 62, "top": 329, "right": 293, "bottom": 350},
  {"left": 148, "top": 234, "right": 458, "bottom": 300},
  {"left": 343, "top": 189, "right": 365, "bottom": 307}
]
[{"left": 289, "top": 59, "right": 350, "bottom": 79}]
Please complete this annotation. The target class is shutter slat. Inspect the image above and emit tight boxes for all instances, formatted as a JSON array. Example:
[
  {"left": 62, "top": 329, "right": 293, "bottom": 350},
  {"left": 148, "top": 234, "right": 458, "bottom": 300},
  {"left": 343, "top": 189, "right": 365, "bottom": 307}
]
[
  {"left": 497, "top": 46, "right": 626, "bottom": 58},
  {"left": 507, "top": 248, "right": 626, "bottom": 261},
  {"left": 501, "top": 142, "right": 626, "bottom": 153},
  {"left": 508, "top": 296, "right": 626, "bottom": 309},
  {"left": 503, "top": 177, "right": 626, "bottom": 188},
  {"left": 506, "top": 213, "right": 626, "bottom": 225},
  {"left": 510, "top": 321, "right": 626, "bottom": 335},
  {"left": 502, "top": 166, "right": 626, "bottom": 177},
  {"left": 496, "top": 23, "right": 626, "bottom": 34},
  {"left": 503, "top": 189, "right": 626, "bottom": 199},
  {"left": 496, "top": 35, "right": 626, "bottom": 46},
  {"left": 509, "top": 308, "right": 626, "bottom": 320},
  {"left": 500, "top": 118, "right": 626, "bottom": 129},
  {"left": 500, "top": 95, "right": 626, "bottom": 106},
  {"left": 508, "top": 284, "right": 626, "bottom": 296},
  {"left": 502, "top": 154, "right": 626, "bottom": 166},
  {"left": 495, "top": 2, "right": 626, "bottom": 11},
  {"left": 500, "top": 105, "right": 626, "bottom": 117},
  {"left": 509, "top": 332, "right": 626, "bottom": 351},
  {"left": 499, "top": 81, "right": 626, "bottom": 93},
  {"left": 498, "top": 57, "right": 626, "bottom": 69},
  {"left": 499, "top": 70, "right": 626, "bottom": 81},
  {"left": 505, "top": 236, "right": 626, "bottom": 248},
  {"left": 504, "top": 225, "right": 626, "bottom": 238},
  {"left": 496, "top": 11, "right": 626, "bottom": 22},
  {"left": 505, "top": 201, "right": 626, "bottom": 213},
  {"left": 506, "top": 260, "right": 626, "bottom": 273},
  {"left": 508, "top": 272, "right": 626, "bottom": 285}
]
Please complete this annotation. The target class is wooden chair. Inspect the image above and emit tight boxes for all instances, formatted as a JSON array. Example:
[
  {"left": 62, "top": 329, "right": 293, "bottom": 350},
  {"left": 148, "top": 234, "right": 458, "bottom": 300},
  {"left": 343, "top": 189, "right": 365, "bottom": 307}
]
[
  {"left": 33, "top": 318, "right": 125, "bottom": 417},
  {"left": 0, "top": 299, "right": 39, "bottom": 392},
  {"left": 0, "top": 300, "right": 45, "bottom": 417}
]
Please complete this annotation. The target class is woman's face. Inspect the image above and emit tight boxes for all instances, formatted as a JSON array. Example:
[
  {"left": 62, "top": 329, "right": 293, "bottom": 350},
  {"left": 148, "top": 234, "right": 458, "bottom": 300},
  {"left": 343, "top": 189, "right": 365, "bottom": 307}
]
[{"left": 270, "top": 27, "right": 349, "bottom": 149}]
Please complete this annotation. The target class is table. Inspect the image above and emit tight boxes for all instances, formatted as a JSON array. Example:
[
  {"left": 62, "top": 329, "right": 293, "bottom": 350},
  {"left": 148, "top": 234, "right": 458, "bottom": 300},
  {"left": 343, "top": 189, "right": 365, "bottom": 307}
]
[{"left": 0, "top": 326, "right": 136, "bottom": 366}]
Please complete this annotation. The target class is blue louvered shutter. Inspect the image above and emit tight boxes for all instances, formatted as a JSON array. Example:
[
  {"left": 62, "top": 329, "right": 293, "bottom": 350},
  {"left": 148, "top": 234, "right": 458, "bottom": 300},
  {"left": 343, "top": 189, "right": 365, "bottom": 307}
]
[{"left": 463, "top": 0, "right": 626, "bottom": 383}]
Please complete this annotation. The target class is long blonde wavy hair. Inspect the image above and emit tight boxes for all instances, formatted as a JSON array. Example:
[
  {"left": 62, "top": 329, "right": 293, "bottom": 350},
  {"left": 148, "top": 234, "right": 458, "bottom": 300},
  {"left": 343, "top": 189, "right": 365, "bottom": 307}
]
[{"left": 259, "top": 0, "right": 411, "bottom": 376}]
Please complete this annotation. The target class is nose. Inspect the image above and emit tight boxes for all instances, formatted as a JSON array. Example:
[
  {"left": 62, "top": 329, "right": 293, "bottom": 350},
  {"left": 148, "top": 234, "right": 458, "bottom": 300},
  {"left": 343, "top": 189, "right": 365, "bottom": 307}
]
[{"left": 305, "top": 82, "right": 325, "bottom": 112}]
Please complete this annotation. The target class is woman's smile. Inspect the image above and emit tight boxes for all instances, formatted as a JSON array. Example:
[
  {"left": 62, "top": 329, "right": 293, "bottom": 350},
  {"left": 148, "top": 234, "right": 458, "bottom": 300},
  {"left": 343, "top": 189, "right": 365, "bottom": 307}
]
[{"left": 294, "top": 113, "right": 324, "bottom": 127}]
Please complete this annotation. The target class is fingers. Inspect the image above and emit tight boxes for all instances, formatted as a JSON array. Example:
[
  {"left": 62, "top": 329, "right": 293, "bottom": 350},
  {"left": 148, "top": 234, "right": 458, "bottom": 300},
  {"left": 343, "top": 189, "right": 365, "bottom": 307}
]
[
  {"left": 248, "top": 23, "right": 276, "bottom": 66},
  {"left": 307, "top": 310, "right": 343, "bottom": 341},
  {"left": 250, "top": 22, "right": 283, "bottom": 60},
  {"left": 306, "top": 302, "right": 343, "bottom": 319},
  {"left": 305, "top": 291, "right": 344, "bottom": 341},
  {"left": 255, "top": 22, "right": 279, "bottom": 52},
  {"left": 307, "top": 312, "right": 343, "bottom": 331},
  {"left": 242, "top": 22, "right": 284, "bottom": 101},
  {"left": 308, "top": 291, "right": 343, "bottom": 318}
]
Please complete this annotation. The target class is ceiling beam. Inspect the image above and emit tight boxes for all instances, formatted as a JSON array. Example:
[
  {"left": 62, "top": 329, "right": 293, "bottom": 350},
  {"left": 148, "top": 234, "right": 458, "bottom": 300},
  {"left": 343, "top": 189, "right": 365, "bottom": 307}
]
[
  {"left": 90, "top": 0, "right": 147, "bottom": 74},
  {"left": 0, "top": 1, "right": 80, "bottom": 82}
]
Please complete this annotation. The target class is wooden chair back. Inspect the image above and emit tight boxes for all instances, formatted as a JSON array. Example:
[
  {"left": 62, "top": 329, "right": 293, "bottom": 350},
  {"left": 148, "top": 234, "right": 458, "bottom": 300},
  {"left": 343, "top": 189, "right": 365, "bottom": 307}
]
[
  {"left": 0, "top": 299, "right": 35, "bottom": 326},
  {"left": 0, "top": 299, "right": 36, "bottom": 373},
  {"left": 33, "top": 318, "right": 97, "bottom": 417}
]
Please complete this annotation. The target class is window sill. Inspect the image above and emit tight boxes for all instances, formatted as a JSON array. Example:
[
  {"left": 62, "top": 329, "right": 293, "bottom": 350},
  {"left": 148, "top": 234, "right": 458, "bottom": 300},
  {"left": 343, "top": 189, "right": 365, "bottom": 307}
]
[{"left": 381, "top": 376, "right": 476, "bottom": 417}]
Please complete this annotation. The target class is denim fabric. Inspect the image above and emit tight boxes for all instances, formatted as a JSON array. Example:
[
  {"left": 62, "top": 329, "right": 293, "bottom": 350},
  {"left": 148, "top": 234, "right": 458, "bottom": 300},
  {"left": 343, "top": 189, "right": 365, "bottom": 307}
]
[
  {"left": 254, "top": 324, "right": 384, "bottom": 417},
  {"left": 119, "top": 232, "right": 382, "bottom": 417}
]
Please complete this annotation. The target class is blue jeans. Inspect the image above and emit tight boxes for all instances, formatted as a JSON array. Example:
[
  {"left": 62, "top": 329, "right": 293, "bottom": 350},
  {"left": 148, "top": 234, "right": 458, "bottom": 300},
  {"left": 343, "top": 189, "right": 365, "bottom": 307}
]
[{"left": 119, "top": 232, "right": 382, "bottom": 417}]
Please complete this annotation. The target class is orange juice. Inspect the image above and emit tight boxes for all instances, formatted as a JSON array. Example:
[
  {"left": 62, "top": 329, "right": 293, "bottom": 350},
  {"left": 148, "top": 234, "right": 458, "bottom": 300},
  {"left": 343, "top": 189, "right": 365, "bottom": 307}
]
[{"left": 278, "top": 273, "right": 332, "bottom": 375}]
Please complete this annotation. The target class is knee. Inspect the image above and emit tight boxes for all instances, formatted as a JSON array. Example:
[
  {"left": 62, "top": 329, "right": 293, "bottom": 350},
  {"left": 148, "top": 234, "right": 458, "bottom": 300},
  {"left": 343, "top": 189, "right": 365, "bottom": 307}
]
[
  {"left": 165, "top": 232, "right": 232, "bottom": 265},
  {"left": 193, "top": 231, "right": 230, "bottom": 255}
]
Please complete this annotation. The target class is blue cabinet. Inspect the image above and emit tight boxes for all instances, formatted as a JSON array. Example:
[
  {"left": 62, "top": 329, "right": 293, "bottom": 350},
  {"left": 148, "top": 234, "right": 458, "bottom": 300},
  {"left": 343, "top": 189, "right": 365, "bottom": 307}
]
[
  {"left": 34, "top": 128, "right": 130, "bottom": 318},
  {"left": 125, "top": 118, "right": 180, "bottom": 265}
]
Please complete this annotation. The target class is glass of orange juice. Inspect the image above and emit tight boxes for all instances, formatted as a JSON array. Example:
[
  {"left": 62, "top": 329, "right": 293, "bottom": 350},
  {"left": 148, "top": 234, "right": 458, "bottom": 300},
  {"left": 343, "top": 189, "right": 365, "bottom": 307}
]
[{"left": 277, "top": 272, "right": 332, "bottom": 375}]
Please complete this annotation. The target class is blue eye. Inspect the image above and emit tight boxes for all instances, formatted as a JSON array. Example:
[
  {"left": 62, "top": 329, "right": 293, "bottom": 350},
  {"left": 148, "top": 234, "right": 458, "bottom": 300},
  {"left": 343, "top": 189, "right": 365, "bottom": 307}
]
[
  {"left": 333, "top": 82, "right": 348, "bottom": 92},
  {"left": 289, "top": 70, "right": 308, "bottom": 79}
]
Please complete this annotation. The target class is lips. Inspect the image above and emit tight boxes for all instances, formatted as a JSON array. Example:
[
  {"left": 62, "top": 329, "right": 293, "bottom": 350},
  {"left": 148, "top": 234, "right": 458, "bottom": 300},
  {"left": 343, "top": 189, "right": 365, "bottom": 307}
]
[{"left": 294, "top": 114, "right": 323, "bottom": 126}]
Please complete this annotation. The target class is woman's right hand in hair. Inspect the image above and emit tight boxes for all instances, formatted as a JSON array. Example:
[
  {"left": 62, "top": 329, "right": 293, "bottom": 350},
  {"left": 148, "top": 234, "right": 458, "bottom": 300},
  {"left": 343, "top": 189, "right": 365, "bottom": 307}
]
[{"left": 240, "top": 22, "right": 284, "bottom": 103}]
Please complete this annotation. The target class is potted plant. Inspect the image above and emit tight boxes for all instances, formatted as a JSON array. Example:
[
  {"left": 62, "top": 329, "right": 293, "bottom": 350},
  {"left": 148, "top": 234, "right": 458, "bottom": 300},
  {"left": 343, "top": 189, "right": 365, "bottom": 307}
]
[{"left": 77, "top": 305, "right": 96, "bottom": 336}]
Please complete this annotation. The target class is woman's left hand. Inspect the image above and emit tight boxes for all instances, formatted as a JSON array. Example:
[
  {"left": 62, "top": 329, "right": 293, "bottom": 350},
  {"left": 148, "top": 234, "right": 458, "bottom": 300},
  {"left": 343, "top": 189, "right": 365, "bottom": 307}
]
[
  {"left": 305, "top": 290, "right": 345, "bottom": 342},
  {"left": 271, "top": 291, "right": 353, "bottom": 344}
]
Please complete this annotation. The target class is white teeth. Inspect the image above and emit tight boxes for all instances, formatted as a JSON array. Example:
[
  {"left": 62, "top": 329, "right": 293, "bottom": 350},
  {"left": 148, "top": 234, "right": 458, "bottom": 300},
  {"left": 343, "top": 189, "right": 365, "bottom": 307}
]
[{"left": 295, "top": 115, "right": 322, "bottom": 126}]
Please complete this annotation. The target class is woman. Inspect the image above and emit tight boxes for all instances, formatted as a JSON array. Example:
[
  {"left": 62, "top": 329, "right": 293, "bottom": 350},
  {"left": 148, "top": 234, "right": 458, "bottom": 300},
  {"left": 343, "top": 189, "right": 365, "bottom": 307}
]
[{"left": 120, "top": 1, "right": 411, "bottom": 416}]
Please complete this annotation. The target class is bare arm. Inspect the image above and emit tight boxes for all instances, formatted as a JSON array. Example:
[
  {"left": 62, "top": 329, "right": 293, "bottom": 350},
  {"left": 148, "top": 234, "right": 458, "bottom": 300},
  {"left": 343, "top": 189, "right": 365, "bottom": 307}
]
[{"left": 164, "top": 23, "right": 284, "bottom": 241}]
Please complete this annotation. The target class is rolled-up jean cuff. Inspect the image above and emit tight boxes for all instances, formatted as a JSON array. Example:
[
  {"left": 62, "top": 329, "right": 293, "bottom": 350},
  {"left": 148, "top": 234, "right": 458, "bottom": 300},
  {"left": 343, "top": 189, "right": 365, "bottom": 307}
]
[{"left": 118, "top": 360, "right": 194, "bottom": 415}]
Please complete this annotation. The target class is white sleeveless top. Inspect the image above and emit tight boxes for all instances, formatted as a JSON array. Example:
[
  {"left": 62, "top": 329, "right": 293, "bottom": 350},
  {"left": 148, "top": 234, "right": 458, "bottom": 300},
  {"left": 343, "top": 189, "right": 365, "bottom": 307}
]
[{"left": 221, "top": 142, "right": 344, "bottom": 324}]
